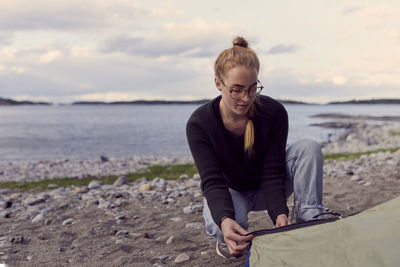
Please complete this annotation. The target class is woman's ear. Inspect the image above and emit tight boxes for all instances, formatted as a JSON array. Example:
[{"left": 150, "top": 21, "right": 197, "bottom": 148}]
[{"left": 215, "top": 77, "right": 222, "bottom": 91}]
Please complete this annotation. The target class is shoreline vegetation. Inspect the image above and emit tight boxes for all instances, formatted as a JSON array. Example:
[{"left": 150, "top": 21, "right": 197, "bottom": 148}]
[
  {"left": 1, "top": 96, "right": 400, "bottom": 106},
  {"left": 1, "top": 147, "right": 399, "bottom": 192}
]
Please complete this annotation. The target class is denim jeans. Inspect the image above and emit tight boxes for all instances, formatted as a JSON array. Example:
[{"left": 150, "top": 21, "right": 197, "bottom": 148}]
[{"left": 202, "top": 139, "right": 325, "bottom": 242}]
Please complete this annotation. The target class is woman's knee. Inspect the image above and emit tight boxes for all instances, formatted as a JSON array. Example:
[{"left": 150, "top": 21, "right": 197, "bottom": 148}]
[{"left": 295, "top": 139, "right": 322, "bottom": 159}]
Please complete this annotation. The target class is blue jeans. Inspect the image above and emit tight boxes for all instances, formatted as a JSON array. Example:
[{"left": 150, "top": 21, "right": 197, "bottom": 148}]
[{"left": 203, "top": 139, "right": 324, "bottom": 242}]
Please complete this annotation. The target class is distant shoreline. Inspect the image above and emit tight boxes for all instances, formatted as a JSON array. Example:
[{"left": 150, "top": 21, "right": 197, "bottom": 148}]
[{"left": 1, "top": 96, "right": 400, "bottom": 106}]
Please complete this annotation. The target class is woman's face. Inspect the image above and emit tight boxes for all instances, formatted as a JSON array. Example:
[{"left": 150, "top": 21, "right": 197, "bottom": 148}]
[{"left": 215, "top": 66, "right": 258, "bottom": 118}]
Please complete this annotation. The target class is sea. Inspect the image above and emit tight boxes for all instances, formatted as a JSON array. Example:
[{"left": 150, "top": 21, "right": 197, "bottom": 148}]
[{"left": 1, "top": 103, "right": 400, "bottom": 163}]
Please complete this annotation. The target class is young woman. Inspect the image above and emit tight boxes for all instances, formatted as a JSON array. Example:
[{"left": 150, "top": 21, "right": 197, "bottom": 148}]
[{"left": 186, "top": 37, "right": 324, "bottom": 258}]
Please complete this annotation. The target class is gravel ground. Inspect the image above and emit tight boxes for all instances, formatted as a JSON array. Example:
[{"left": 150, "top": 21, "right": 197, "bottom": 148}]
[{"left": 1, "top": 118, "right": 399, "bottom": 266}]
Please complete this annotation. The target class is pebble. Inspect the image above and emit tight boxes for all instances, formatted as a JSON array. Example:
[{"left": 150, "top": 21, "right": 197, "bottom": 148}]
[
  {"left": 100, "top": 155, "right": 109, "bottom": 162},
  {"left": 24, "top": 197, "right": 46, "bottom": 206},
  {"left": 115, "top": 215, "right": 126, "bottom": 224},
  {"left": 185, "top": 222, "right": 203, "bottom": 230},
  {"left": 170, "top": 217, "right": 182, "bottom": 222},
  {"left": 74, "top": 186, "right": 89, "bottom": 194},
  {"left": 32, "top": 213, "right": 45, "bottom": 223},
  {"left": 166, "top": 236, "right": 175, "bottom": 245},
  {"left": 0, "top": 210, "right": 11, "bottom": 218},
  {"left": 114, "top": 176, "right": 128, "bottom": 186},
  {"left": 350, "top": 175, "right": 362, "bottom": 182},
  {"left": 27, "top": 255, "right": 33, "bottom": 261},
  {"left": 88, "top": 180, "right": 102, "bottom": 190},
  {"left": 179, "top": 174, "right": 189, "bottom": 179},
  {"left": 183, "top": 206, "right": 194, "bottom": 214},
  {"left": 159, "top": 255, "right": 169, "bottom": 261},
  {"left": 174, "top": 253, "right": 190, "bottom": 263},
  {"left": 9, "top": 236, "right": 24, "bottom": 244},
  {"left": 140, "top": 184, "right": 152, "bottom": 193},
  {"left": 62, "top": 218, "right": 75, "bottom": 225},
  {"left": 115, "top": 230, "right": 129, "bottom": 237}
]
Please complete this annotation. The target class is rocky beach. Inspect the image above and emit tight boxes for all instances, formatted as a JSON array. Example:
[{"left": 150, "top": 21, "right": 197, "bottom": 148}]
[{"left": 1, "top": 115, "right": 400, "bottom": 266}]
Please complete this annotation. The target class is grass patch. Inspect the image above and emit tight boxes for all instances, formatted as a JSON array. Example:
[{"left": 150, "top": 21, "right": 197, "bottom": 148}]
[
  {"left": 324, "top": 147, "right": 400, "bottom": 161},
  {"left": 0, "top": 163, "right": 198, "bottom": 192},
  {"left": 389, "top": 131, "right": 400, "bottom": 136}
]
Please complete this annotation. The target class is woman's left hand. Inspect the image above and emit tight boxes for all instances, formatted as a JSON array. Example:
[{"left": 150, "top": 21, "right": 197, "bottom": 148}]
[{"left": 275, "top": 214, "right": 290, "bottom": 227}]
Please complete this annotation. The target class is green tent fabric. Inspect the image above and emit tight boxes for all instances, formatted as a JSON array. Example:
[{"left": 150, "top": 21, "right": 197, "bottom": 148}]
[{"left": 249, "top": 196, "right": 400, "bottom": 267}]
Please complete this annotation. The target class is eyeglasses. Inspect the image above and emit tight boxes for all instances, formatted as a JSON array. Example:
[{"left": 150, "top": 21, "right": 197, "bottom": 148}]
[{"left": 222, "top": 80, "right": 264, "bottom": 100}]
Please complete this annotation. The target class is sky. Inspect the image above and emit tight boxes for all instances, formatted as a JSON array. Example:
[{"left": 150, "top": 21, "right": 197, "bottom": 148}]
[{"left": 0, "top": 0, "right": 400, "bottom": 104}]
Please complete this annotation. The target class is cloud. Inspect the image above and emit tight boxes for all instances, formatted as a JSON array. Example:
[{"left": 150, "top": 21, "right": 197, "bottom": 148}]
[
  {"left": 0, "top": 32, "right": 12, "bottom": 46},
  {"left": 151, "top": 3, "right": 184, "bottom": 17},
  {"left": 342, "top": 7, "right": 363, "bottom": 15},
  {"left": 266, "top": 44, "right": 301, "bottom": 55},
  {"left": 260, "top": 67, "right": 400, "bottom": 103},
  {"left": 0, "top": 0, "right": 148, "bottom": 31},
  {"left": 101, "top": 18, "right": 242, "bottom": 57},
  {"left": 11, "top": 66, "right": 25, "bottom": 74},
  {"left": 39, "top": 50, "right": 62, "bottom": 63}
]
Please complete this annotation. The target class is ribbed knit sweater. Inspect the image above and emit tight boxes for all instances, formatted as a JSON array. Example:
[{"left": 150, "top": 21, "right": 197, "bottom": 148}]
[{"left": 186, "top": 95, "right": 289, "bottom": 227}]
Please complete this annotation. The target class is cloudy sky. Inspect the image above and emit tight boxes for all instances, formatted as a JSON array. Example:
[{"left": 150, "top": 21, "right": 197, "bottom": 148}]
[{"left": 1, "top": 0, "right": 399, "bottom": 104}]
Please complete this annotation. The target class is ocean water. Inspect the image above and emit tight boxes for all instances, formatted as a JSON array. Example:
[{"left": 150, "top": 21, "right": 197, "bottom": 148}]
[{"left": 0, "top": 103, "right": 399, "bottom": 163}]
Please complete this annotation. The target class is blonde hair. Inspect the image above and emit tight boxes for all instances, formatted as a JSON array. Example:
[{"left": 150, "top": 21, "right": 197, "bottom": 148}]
[{"left": 214, "top": 36, "right": 259, "bottom": 157}]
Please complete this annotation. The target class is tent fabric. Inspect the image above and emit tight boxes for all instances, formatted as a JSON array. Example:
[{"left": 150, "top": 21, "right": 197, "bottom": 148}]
[{"left": 249, "top": 196, "right": 400, "bottom": 267}]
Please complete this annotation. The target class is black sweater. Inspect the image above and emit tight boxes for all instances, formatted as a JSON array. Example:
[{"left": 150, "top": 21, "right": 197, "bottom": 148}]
[{"left": 186, "top": 95, "right": 289, "bottom": 226}]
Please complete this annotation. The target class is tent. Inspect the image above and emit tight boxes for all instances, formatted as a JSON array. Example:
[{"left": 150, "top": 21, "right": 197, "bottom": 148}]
[{"left": 249, "top": 196, "right": 400, "bottom": 267}]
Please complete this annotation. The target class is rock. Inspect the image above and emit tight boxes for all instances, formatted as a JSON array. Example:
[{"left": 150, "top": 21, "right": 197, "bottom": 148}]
[
  {"left": 0, "top": 210, "right": 11, "bottom": 218},
  {"left": 140, "top": 184, "right": 152, "bottom": 193},
  {"left": 192, "top": 204, "right": 203, "bottom": 212},
  {"left": 185, "top": 222, "right": 203, "bottom": 230},
  {"left": 74, "top": 186, "right": 89, "bottom": 194},
  {"left": 8, "top": 193, "right": 22, "bottom": 201},
  {"left": 9, "top": 236, "right": 24, "bottom": 244},
  {"left": 98, "top": 199, "right": 111, "bottom": 209},
  {"left": 350, "top": 175, "right": 362, "bottom": 182},
  {"left": 364, "top": 181, "right": 371, "bottom": 186},
  {"left": 24, "top": 197, "right": 45, "bottom": 206},
  {"left": 115, "top": 215, "right": 126, "bottom": 224},
  {"left": 62, "top": 218, "right": 75, "bottom": 225},
  {"left": 166, "top": 236, "right": 175, "bottom": 245},
  {"left": 179, "top": 174, "right": 189, "bottom": 179},
  {"left": 159, "top": 255, "right": 169, "bottom": 261},
  {"left": 114, "top": 176, "right": 128, "bottom": 186},
  {"left": 1, "top": 201, "right": 12, "bottom": 209},
  {"left": 32, "top": 213, "right": 45, "bottom": 223},
  {"left": 115, "top": 239, "right": 124, "bottom": 244},
  {"left": 100, "top": 155, "right": 109, "bottom": 162},
  {"left": 88, "top": 180, "right": 102, "bottom": 190},
  {"left": 170, "top": 217, "right": 182, "bottom": 222},
  {"left": 27, "top": 255, "right": 33, "bottom": 261},
  {"left": 115, "top": 230, "right": 129, "bottom": 237},
  {"left": 183, "top": 206, "right": 194, "bottom": 214},
  {"left": 174, "top": 253, "right": 190, "bottom": 263},
  {"left": 86, "top": 199, "right": 99, "bottom": 206},
  {"left": 192, "top": 173, "right": 200, "bottom": 180}
]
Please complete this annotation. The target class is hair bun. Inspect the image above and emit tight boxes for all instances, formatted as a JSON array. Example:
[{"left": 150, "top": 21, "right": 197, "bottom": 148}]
[{"left": 232, "top": 36, "right": 248, "bottom": 48}]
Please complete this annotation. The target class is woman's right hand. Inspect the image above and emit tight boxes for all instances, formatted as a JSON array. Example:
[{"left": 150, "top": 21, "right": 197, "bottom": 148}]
[{"left": 220, "top": 217, "right": 254, "bottom": 256}]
